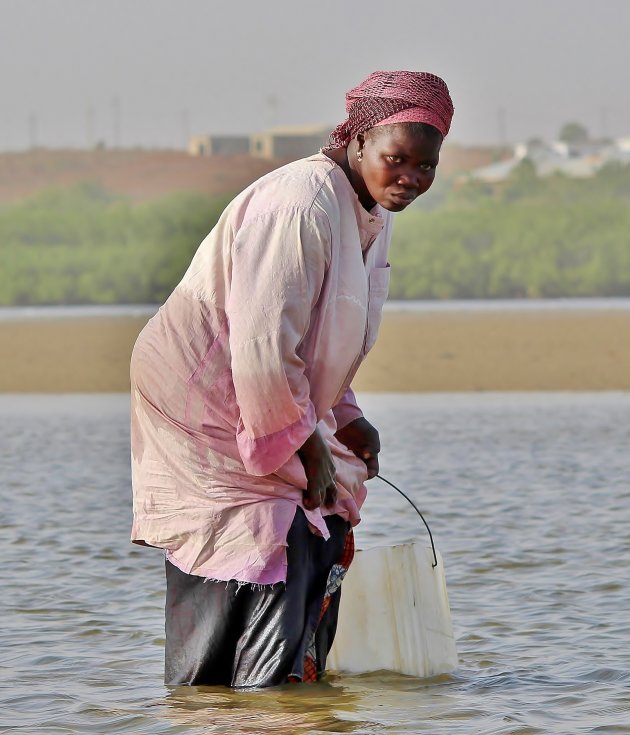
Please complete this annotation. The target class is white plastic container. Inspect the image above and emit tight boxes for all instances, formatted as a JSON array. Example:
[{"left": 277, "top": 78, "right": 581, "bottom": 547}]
[{"left": 328, "top": 543, "right": 458, "bottom": 678}]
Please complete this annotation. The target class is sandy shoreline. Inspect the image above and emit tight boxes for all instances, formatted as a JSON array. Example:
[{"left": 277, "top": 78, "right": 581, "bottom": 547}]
[{"left": 1, "top": 309, "right": 629, "bottom": 393}]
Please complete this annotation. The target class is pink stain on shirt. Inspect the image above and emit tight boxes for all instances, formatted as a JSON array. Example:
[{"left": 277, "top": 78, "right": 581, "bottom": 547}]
[{"left": 130, "top": 154, "right": 392, "bottom": 584}]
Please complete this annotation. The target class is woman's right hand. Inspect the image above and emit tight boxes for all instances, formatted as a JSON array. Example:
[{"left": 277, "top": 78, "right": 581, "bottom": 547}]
[{"left": 297, "top": 427, "right": 337, "bottom": 510}]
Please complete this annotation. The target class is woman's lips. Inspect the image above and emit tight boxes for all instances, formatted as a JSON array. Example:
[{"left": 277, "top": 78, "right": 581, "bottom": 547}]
[{"left": 390, "top": 191, "right": 417, "bottom": 205}]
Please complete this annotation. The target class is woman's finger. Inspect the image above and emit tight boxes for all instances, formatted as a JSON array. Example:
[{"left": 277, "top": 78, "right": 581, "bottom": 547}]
[
  {"left": 302, "top": 485, "right": 324, "bottom": 510},
  {"left": 365, "top": 455, "right": 379, "bottom": 479}
]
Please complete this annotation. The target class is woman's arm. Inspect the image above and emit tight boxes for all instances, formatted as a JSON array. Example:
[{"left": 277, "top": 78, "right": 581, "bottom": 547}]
[
  {"left": 332, "top": 387, "right": 364, "bottom": 430},
  {"left": 335, "top": 416, "right": 380, "bottom": 479},
  {"left": 226, "top": 208, "right": 331, "bottom": 479}
]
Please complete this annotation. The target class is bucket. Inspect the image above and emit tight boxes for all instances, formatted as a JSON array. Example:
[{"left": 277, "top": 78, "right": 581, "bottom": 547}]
[{"left": 327, "top": 476, "right": 458, "bottom": 678}]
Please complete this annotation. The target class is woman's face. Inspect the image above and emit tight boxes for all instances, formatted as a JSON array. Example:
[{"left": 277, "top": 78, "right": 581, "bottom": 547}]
[{"left": 356, "top": 124, "right": 443, "bottom": 212}]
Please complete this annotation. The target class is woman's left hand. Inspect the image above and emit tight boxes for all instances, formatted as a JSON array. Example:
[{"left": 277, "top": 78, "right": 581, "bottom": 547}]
[{"left": 334, "top": 417, "right": 380, "bottom": 479}]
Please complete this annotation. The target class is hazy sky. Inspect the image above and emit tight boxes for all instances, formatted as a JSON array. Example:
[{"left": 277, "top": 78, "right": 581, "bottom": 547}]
[{"left": 2, "top": 0, "right": 629, "bottom": 151}]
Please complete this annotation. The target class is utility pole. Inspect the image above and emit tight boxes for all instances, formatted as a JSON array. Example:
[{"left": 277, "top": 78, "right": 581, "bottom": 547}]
[
  {"left": 181, "top": 107, "right": 190, "bottom": 149},
  {"left": 497, "top": 107, "right": 507, "bottom": 148},
  {"left": 599, "top": 105, "right": 609, "bottom": 140},
  {"left": 266, "top": 94, "right": 279, "bottom": 129},
  {"left": 112, "top": 96, "right": 121, "bottom": 148},
  {"left": 86, "top": 103, "right": 95, "bottom": 149},
  {"left": 28, "top": 112, "right": 38, "bottom": 149}
]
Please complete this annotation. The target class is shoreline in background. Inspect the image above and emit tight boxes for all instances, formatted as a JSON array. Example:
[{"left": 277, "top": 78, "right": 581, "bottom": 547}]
[
  {"left": 2, "top": 297, "right": 630, "bottom": 321},
  {"left": 1, "top": 305, "right": 629, "bottom": 393}
]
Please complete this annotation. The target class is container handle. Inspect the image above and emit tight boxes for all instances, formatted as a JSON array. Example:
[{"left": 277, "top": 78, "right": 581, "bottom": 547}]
[{"left": 376, "top": 473, "right": 438, "bottom": 569}]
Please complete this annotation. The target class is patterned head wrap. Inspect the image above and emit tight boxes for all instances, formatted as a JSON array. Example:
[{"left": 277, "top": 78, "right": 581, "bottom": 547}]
[{"left": 324, "top": 70, "right": 454, "bottom": 151}]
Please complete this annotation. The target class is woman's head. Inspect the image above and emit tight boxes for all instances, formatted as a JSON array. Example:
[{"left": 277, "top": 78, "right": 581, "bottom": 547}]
[
  {"left": 349, "top": 121, "right": 443, "bottom": 211},
  {"left": 325, "top": 70, "right": 454, "bottom": 211}
]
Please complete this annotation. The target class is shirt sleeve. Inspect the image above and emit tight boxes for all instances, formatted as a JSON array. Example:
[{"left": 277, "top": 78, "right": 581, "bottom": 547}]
[
  {"left": 226, "top": 208, "right": 331, "bottom": 476},
  {"left": 332, "top": 387, "right": 364, "bottom": 430}
]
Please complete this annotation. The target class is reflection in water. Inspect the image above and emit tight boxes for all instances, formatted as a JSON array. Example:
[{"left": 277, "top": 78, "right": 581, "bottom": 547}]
[
  {"left": 161, "top": 681, "right": 365, "bottom": 733},
  {"left": 158, "top": 673, "right": 465, "bottom": 734},
  {"left": 1, "top": 393, "right": 629, "bottom": 734}
]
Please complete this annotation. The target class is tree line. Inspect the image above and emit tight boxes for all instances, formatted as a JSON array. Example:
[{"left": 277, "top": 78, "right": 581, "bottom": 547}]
[
  {"left": 0, "top": 184, "right": 229, "bottom": 305},
  {"left": 1, "top": 162, "right": 629, "bottom": 305},
  {"left": 390, "top": 161, "right": 630, "bottom": 298}
]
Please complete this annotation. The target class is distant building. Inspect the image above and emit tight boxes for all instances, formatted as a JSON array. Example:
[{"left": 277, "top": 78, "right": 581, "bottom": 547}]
[
  {"left": 549, "top": 139, "right": 604, "bottom": 159},
  {"left": 465, "top": 134, "right": 630, "bottom": 183},
  {"left": 187, "top": 134, "right": 250, "bottom": 156},
  {"left": 249, "top": 125, "right": 331, "bottom": 159}
]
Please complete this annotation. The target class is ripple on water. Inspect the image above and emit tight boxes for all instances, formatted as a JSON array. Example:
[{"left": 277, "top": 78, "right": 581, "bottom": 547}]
[{"left": 1, "top": 393, "right": 629, "bottom": 734}]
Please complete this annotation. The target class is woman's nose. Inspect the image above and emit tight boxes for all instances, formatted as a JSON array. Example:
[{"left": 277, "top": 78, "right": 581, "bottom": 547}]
[{"left": 396, "top": 170, "right": 421, "bottom": 189}]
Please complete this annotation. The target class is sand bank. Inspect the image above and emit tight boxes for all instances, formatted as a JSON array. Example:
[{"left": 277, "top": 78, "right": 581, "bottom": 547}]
[{"left": 1, "top": 309, "right": 628, "bottom": 393}]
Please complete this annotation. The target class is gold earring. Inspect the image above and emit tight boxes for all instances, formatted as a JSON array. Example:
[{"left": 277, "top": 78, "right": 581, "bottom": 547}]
[{"left": 356, "top": 149, "right": 363, "bottom": 161}]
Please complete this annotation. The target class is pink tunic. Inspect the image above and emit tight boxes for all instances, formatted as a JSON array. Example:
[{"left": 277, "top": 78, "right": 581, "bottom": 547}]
[{"left": 130, "top": 153, "right": 392, "bottom": 584}]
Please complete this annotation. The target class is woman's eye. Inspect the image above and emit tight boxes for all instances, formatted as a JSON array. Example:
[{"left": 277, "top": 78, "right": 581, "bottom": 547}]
[
  {"left": 386, "top": 155, "right": 403, "bottom": 164},
  {"left": 419, "top": 163, "right": 435, "bottom": 171}
]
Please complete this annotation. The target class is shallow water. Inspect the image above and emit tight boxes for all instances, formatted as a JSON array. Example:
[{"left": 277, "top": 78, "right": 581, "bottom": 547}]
[
  {"left": 1, "top": 393, "right": 629, "bottom": 734},
  {"left": 2, "top": 297, "right": 630, "bottom": 321}
]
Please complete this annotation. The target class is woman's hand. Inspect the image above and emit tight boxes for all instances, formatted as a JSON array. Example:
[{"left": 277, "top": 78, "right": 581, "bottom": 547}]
[
  {"left": 298, "top": 427, "right": 337, "bottom": 510},
  {"left": 334, "top": 417, "right": 380, "bottom": 479}
]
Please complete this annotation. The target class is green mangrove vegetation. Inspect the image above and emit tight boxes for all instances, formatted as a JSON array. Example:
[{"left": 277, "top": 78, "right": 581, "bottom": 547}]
[
  {"left": 390, "top": 161, "right": 630, "bottom": 298},
  {"left": 1, "top": 162, "right": 630, "bottom": 305},
  {"left": 1, "top": 184, "right": 230, "bottom": 305}
]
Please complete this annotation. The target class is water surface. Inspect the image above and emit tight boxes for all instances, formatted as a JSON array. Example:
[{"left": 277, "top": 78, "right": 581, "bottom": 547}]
[
  {"left": 1, "top": 393, "right": 629, "bottom": 734},
  {"left": 2, "top": 297, "right": 630, "bottom": 322}
]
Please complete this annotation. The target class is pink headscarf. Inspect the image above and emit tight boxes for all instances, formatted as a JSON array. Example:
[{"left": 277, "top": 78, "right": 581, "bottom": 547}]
[{"left": 324, "top": 70, "right": 454, "bottom": 150}]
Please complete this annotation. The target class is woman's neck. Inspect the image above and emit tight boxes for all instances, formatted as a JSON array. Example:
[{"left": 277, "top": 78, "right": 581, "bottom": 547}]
[{"left": 323, "top": 146, "right": 376, "bottom": 211}]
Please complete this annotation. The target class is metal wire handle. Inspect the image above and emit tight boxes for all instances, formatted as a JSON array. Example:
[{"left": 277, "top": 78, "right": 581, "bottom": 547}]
[{"left": 376, "top": 473, "right": 438, "bottom": 568}]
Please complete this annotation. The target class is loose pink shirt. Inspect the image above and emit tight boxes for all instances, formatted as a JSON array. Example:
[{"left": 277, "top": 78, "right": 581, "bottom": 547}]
[{"left": 130, "top": 153, "right": 392, "bottom": 584}]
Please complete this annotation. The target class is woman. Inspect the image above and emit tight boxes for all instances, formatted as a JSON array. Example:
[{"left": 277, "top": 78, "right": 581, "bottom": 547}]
[{"left": 130, "top": 70, "right": 453, "bottom": 688}]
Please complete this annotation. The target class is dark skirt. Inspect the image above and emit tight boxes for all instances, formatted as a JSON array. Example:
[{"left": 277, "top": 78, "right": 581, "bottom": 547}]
[{"left": 164, "top": 509, "right": 352, "bottom": 688}]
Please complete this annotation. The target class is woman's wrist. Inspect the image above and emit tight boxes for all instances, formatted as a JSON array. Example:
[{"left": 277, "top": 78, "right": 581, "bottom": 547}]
[{"left": 298, "top": 427, "right": 324, "bottom": 460}]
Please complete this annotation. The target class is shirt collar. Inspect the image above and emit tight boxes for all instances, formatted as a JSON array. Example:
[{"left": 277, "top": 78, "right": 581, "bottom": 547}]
[{"left": 309, "top": 152, "right": 386, "bottom": 236}]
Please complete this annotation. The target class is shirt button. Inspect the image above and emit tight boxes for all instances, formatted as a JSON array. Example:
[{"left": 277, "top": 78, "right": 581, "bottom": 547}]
[{"left": 369, "top": 217, "right": 375, "bottom": 223}]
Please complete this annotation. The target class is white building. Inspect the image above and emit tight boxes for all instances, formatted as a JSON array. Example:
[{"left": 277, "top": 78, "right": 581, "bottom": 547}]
[{"left": 467, "top": 135, "right": 630, "bottom": 183}]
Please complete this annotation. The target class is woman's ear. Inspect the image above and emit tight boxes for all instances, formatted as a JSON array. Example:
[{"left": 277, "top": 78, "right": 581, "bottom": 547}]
[{"left": 356, "top": 132, "right": 366, "bottom": 153}]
